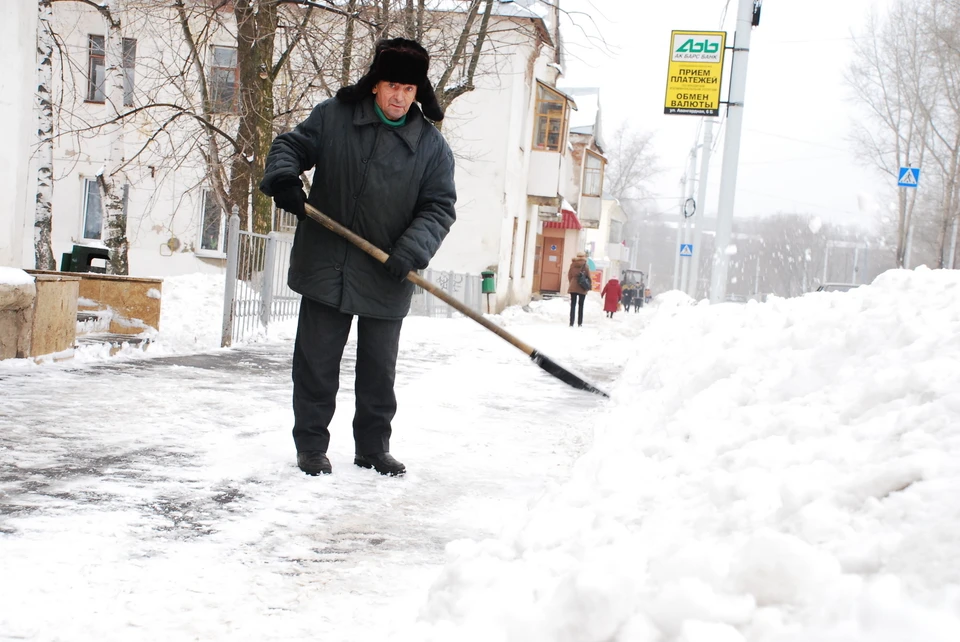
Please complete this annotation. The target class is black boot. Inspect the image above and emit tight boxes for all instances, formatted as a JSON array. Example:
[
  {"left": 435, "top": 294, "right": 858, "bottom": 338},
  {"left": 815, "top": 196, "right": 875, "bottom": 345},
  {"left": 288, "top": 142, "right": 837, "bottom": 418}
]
[
  {"left": 297, "top": 451, "right": 332, "bottom": 475},
  {"left": 354, "top": 452, "right": 406, "bottom": 476}
]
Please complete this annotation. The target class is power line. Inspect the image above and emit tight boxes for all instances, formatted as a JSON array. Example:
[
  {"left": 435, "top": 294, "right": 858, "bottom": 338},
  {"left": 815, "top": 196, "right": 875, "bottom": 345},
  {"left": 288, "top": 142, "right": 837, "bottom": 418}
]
[
  {"left": 739, "top": 154, "right": 848, "bottom": 165},
  {"left": 743, "top": 128, "right": 851, "bottom": 152},
  {"left": 719, "top": 0, "right": 733, "bottom": 27}
]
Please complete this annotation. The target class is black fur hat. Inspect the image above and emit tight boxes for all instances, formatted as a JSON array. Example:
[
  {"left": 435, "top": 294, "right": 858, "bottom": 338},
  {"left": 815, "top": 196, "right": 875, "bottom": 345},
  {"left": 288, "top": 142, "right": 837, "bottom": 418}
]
[{"left": 337, "top": 37, "right": 445, "bottom": 122}]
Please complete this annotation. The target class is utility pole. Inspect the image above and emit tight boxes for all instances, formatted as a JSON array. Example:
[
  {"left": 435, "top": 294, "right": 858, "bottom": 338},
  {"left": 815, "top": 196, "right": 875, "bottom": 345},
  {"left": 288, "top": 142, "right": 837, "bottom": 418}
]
[
  {"left": 688, "top": 119, "right": 715, "bottom": 299},
  {"left": 904, "top": 218, "right": 914, "bottom": 269},
  {"left": 672, "top": 163, "right": 690, "bottom": 290},
  {"left": 948, "top": 217, "right": 958, "bottom": 269},
  {"left": 679, "top": 145, "right": 697, "bottom": 292},
  {"left": 709, "top": 0, "right": 757, "bottom": 303},
  {"left": 754, "top": 255, "right": 760, "bottom": 296}
]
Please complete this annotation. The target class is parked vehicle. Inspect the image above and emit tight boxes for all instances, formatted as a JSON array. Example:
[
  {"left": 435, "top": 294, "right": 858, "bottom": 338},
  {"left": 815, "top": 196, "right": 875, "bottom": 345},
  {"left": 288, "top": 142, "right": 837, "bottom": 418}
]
[
  {"left": 620, "top": 269, "right": 646, "bottom": 309},
  {"left": 815, "top": 282, "right": 860, "bottom": 293}
]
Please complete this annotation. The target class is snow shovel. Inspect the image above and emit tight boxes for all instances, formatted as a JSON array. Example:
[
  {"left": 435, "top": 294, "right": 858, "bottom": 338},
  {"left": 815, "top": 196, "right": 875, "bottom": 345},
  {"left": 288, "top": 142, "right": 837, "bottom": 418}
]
[{"left": 303, "top": 203, "right": 609, "bottom": 398}]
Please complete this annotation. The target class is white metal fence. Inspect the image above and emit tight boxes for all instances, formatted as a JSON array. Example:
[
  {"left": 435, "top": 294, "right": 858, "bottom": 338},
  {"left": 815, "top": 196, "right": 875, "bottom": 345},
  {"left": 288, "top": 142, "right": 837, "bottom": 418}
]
[
  {"left": 409, "top": 269, "right": 484, "bottom": 318},
  {"left": 221, "top": 211, "right": 300, "bottom": 347},
  {"left": 221, "top": 210, "right": 485, "bottom": 345}
]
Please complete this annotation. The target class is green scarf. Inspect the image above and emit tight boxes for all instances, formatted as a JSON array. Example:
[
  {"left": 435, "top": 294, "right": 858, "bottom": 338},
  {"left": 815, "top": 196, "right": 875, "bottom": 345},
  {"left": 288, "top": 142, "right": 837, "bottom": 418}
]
[{"left": 374, "top": 102, "right": 407, "bottom": 127}]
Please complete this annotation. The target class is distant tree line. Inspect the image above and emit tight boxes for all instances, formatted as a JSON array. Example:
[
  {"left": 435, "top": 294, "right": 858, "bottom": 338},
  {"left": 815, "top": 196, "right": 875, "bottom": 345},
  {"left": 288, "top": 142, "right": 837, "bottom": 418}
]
[{"left": 847, "top": 0, "right": 960, "bottom": 270}]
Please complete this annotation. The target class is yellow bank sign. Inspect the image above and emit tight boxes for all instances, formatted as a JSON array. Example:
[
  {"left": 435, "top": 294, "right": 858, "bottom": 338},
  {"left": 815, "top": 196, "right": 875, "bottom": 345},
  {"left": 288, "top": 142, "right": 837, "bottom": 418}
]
[{"left": 664, "top": 30, "right": 727, "bottom": 116}]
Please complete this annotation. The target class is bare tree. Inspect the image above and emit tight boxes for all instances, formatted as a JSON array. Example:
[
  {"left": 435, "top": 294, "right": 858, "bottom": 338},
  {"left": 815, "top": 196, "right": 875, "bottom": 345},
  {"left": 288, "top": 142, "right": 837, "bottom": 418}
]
[
  {"left": 602, "top": 123, "right": 659, "bottom": 202},
  {"left": 43, "top": 0, "right": 549, "bottom": 261},
  {"left": 844, "top": 0, "right": 960, "bottom": 269},
  {"left": 922, "top": 0, "right": 960, "bottom": 267},
  {"left": 35, "top": 0, "right": 56, "bottom": 270},
  {"left": 44, "top": 0, "right": 131, "bottom": 273},
  {"left": 847, "top": 3, "right": 933, "bottom": 268},
  {"left": 97, "top": 0, "right": 130, "bottom": 274}
]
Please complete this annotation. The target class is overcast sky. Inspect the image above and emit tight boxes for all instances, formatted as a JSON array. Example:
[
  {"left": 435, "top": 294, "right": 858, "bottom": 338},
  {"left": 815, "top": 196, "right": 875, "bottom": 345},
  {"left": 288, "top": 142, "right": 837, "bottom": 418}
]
[{"left": 559, "top": 0, "right": 892, "bottom": 229}]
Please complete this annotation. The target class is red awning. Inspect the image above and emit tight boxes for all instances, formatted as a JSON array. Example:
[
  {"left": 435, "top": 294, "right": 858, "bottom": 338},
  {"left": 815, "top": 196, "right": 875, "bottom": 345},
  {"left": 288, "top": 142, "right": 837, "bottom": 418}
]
[{"left": 543, "top": 208, "right": 583, "bottom": 231}]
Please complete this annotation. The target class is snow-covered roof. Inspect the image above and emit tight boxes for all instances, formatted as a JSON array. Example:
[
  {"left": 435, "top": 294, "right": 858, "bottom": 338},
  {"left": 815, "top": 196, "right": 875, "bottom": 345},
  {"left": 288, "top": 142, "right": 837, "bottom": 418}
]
[
  {"left": 492, "top": 0, "right": 543, "bottom": 20},
  {"left": 561, "top": 87, "right": 603, "bottom": 150},
  {"left": 422, "top": 0, "right": 543, "bottom": 21}
]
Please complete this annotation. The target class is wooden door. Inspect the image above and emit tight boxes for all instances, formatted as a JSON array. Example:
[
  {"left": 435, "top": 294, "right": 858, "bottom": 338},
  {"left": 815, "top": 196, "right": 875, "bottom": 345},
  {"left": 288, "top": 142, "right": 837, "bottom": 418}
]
[
  {"left": 540, "top": 236, "right": 564, "bottom": 292},
  {"left": 532, "top": 234, "right": 543, "bottom": 292}
]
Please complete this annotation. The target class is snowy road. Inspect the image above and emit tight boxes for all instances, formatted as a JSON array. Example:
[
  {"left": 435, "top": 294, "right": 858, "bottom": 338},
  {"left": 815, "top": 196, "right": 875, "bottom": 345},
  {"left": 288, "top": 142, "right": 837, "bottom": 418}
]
[{"left": 0, "top": 314, "right": 622, "bottom": 641}]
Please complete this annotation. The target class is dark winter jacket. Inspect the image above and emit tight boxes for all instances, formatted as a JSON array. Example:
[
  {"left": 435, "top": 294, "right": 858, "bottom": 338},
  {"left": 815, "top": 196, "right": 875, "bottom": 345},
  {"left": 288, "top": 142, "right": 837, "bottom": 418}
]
[
  {"left": 259, "top": 95, "right": 457, "bottom": 319},
  {"left": 567, "top": 258, "right": 592, "bottom": 295}
]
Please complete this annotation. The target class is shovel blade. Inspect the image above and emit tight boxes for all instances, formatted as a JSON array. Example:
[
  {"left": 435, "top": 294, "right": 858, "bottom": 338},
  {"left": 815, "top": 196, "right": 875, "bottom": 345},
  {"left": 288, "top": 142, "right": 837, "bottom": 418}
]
[{"left": 530, "top": 351, "right": 609, "bottom": 398}]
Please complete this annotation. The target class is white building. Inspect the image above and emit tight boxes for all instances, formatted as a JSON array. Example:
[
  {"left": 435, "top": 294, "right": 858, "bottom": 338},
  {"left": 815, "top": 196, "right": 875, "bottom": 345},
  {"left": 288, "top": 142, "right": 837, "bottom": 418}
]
[
  {"left": 532, "top": 85, "right": 607, "bottom": 295},
  {"left": 585, "top": 197, "right": 628, "bottom": 289},
  {"left": 4, "top": 0, "right": 606, "bottom": 312},
  {"left": 0, "top": 2, "right": 38, "bottom": 269}
]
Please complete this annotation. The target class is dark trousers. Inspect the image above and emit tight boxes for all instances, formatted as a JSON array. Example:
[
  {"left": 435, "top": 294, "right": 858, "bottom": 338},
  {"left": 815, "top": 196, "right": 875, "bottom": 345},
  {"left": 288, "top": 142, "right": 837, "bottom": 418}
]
[
  {"left": 569, "top": 293, "right": 585, "bottom": 326},
  {"left": 291, "top": 297, "right": 403, "bottom": 456}
]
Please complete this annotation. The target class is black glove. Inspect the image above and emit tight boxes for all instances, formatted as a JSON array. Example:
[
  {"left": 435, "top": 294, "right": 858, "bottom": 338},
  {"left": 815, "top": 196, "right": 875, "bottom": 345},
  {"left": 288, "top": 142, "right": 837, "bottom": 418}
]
[
  {"left": 383, "top": 255, "right": 413, "bottom": 282},
  {"left": 272, "top": 178, "right": 306, "bottom": 221}
]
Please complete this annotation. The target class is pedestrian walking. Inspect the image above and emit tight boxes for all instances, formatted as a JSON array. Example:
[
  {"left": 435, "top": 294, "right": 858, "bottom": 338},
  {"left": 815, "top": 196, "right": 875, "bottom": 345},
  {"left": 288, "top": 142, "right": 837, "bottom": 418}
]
[
  {"left": 600, "top": 277, "right": 622, "bottom": 318},
  {"left": 259, "top": 38, "right": 457, "bottom": 477},
  {"left": 567, "top": 251, "right": 591, "bottom": 327}
]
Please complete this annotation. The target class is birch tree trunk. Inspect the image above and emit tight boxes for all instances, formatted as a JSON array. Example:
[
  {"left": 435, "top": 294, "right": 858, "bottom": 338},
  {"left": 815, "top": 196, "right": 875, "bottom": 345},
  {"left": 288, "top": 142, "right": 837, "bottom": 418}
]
[
  {"left": 97, "top": 1, "right": 129, "bottom": 275},
  {"left": 34, "top": 0, "right": 56, "bottom": 270}
]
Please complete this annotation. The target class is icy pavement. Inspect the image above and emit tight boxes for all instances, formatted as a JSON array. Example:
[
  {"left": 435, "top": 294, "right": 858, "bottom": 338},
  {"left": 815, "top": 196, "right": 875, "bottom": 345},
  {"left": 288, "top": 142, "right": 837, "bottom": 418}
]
[{"left": 0, "top": 306, "right": 625, "bottom": 641}]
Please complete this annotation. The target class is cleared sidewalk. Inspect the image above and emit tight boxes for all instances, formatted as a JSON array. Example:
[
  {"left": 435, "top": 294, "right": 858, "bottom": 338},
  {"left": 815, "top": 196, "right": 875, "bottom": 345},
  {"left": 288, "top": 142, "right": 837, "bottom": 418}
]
[{"left": 0, "top": 313, "right": 620, "bottom": 641}]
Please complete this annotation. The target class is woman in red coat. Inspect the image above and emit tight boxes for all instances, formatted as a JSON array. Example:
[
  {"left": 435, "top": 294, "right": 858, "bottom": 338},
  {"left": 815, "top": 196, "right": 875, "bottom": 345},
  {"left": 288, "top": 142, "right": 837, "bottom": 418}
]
[{"left": 600, "top": 278, "right": 622, "bottom": 318}]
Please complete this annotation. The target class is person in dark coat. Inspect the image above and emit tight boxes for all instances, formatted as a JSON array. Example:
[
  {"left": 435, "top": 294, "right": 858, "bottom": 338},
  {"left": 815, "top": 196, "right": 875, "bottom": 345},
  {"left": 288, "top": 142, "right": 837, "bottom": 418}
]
[
  {"left": 259, "top": 38, "right": 457, "bottom": 477},
  {"left": 600, "top": 278, "right": 622, "bottom": 318},
  {"left": 567, "top": 251, "right": 591, "bottom": 327}
]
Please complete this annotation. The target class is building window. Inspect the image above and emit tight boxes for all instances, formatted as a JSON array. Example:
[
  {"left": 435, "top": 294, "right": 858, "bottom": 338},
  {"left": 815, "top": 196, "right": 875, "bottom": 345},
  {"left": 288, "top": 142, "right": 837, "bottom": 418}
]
[
  {"left": 608, "top": 220, "right": 623, "bottom": 244},
  {"left": 209, "top": 46, "right": 238, "bottom": 112},
  {"left": 533, "top": 83, "right": 570, "bottom": 152},
  {"left": 123, "top": 39, "right": 137, "bottom": 106},
  {"left": 82, "top": 179, "right": 103, "bottom": 240},
  {"left": 87, "top": 36, "right": 105, "bottom": 102},
  {"left": 583, "top": 150, "right": 605, "bottom": 197},
  {"left": 199, "top": 191, "right": 225, "bottom": 253},
  {"left": 87, "top": 36, "right": 137, "bottom": 105}
]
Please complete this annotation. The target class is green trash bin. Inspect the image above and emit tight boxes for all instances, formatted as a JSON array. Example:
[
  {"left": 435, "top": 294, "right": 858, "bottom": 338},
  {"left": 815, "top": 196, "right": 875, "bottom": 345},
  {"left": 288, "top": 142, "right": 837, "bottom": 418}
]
[{"left": 481, "top": 270, "right": 496, "bottom": 294}]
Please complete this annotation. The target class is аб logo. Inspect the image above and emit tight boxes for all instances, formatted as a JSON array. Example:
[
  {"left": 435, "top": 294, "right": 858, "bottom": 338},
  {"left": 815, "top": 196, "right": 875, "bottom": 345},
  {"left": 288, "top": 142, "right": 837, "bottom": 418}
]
[
  {"left": 671, "top": 34, "right": 724, "bottom": 62},
  {"left": 676, "top": 39, "right": 720, "bottom": 54}
]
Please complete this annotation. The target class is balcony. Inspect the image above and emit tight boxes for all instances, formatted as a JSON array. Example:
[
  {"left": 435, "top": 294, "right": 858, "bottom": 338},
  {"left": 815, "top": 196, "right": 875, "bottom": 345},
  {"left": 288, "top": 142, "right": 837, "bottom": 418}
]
[
  {"left": 578, "top": 195, "right": 601, "bottom": 228},
  {"left": 527, "top": 150, "right": 562, "bottom": 199}
]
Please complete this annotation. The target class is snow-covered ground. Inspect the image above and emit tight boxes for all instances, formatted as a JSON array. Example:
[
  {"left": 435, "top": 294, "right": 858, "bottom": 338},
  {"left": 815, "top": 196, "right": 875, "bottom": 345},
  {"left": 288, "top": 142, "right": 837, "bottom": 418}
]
[{"left": 2, "top": 267, "right": 959, "bottom": 641}]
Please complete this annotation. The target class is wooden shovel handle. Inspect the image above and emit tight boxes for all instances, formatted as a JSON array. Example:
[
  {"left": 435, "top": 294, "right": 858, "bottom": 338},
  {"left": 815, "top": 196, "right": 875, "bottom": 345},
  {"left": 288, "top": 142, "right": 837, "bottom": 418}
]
[{"left": 303, "top": 203, "right": 535, "bottom": 357}]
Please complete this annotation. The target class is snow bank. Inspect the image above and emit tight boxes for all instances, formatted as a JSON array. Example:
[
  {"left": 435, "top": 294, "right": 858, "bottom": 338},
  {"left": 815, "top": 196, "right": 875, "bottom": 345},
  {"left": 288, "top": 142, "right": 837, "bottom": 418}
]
[
  {"left": 0, "top": 266, "right": 34, "bottom": 286},
  {"left": 412, "top": 267, "right": 960, "bottom": 641}
]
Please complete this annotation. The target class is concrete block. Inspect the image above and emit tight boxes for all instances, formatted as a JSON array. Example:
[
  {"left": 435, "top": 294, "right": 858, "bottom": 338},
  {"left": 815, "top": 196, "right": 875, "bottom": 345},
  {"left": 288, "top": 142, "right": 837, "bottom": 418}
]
[
  {"left": 1, "top": 271, "right": 79, "bottom": 360},
  {"left": 0, "top": 276, "right": 37, "bottom": 359}
]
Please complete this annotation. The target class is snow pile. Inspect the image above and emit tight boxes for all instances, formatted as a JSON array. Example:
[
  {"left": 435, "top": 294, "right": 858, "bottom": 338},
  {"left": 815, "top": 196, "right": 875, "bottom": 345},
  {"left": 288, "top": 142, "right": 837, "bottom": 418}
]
[
  {"left": 152, "top": 271, "right": 228, "bottom": 352},
  {"left": 0, "top": 266, "right": 34, "bottom": 286},
  {"left": 412, "top": 267, "right": 960, "bottom": 642}
]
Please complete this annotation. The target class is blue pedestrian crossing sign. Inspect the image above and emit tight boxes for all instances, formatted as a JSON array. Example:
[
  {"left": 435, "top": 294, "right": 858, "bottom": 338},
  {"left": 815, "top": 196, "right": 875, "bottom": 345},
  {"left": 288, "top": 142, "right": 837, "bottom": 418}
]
[
  {"left": 680, "top": 243, "right": 694, "bottom": 257},
  {"left": 898, "top": 167, "right": 920, "bottom": 188}
]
